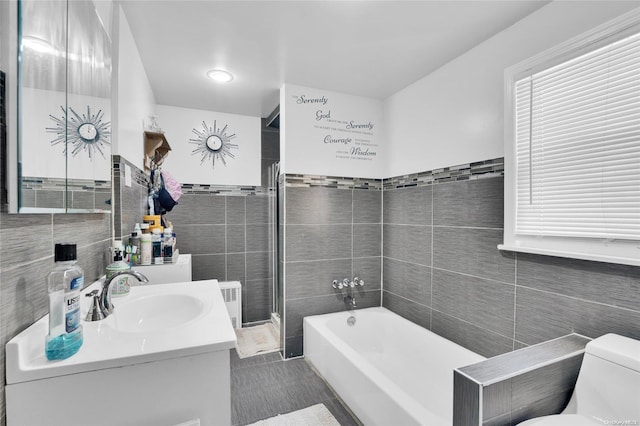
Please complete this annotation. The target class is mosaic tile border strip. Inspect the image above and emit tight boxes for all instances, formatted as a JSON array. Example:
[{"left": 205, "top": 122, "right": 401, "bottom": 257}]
[
  {"left": 180, "top": 183, "right": 265, "bottom": 196},
  {"left": 383, "top": 157, "right": 504, "bottom": 190},
  {"left": 285, "top": 174, "right": 383, "bottom": 190},
  {"left": 21, "top": 176, "right": 111, "bottom": 191},
  {"left": 281, "top": 158, "right": 503, "bottom": 191}
]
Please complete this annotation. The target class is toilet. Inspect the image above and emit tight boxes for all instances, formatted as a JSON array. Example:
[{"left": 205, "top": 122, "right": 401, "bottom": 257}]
[{"left": 518, "top": 333, "right": 640, "bottom": 426}]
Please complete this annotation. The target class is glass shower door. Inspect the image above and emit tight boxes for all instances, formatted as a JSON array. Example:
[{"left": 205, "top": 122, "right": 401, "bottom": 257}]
[{"left": 268, "top": 162, "right": 281, "bottom": 319}]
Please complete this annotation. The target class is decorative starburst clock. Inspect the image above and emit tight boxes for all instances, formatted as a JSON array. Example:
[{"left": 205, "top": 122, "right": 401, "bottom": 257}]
[
  {"left": 48, "top": 105, "right": 111, "bottom": 160},
  {"left": 189, "top": 120, "right": 238, "bottom": 168}
]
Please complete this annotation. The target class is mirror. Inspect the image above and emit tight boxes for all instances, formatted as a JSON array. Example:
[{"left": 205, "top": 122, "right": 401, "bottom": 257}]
[{"left": 17, "top": 0, "right": 111, "bottom": 213}]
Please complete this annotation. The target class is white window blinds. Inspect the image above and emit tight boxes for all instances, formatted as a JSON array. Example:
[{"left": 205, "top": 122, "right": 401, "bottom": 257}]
[{"left": 514, "top": 31, "right": 640, "bottom": 241}]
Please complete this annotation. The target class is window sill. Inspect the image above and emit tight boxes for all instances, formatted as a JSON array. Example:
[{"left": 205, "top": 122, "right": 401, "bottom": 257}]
[{"left": 497, "top": 244, "right": 640, "bottom": 267}]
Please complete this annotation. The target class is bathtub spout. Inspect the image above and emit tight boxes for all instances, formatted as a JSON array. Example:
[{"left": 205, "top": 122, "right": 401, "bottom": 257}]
[{"left": 345, "top": 294, "right": 357, "bottom": 310}]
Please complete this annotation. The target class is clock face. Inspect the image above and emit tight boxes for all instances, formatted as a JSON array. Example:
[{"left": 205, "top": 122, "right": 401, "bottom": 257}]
[
  {"left": 206, "top": 135, "right": 223, "bottom": 151},
  {"left": 78, "top": 123, "right": 98, "bottom": 142},
  {"left": 48, "top": 105, "right": 111, "bottom": 160},
  {"left": 190, "top": 120, "right": 238, "bottom": 169}
]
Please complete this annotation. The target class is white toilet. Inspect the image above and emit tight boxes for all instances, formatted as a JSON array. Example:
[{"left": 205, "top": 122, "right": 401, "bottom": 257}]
[{"left": 518, "top": 333, "right": 640, "bottom": 426}]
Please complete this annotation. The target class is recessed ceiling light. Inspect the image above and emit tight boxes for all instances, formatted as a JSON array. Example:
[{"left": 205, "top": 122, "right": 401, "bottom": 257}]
[{"left": 207, "top": 69, "right": 234, "bottom": 83}]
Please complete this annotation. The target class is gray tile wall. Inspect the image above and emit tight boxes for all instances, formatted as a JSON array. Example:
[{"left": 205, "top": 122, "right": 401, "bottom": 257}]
[
  {"left": 168, "top": 192, "right": 273, "bottom": 325},
  {"left": 112, "top": 155, "right": 149, "bottom": 240},
  {"left": 283, "top": 184, "right": 382, "bottom": 358},
  {"left": 382, "top": 161, "right": 640, "bottom": 359},
  {"left": 0, "top": 212, "right": 111, "bottom": 425},
  {"left": 19, "top": 177, "right": 111, "bottom": 211}
]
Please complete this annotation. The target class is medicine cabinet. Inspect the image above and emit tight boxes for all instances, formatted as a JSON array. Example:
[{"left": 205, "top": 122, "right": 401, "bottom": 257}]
[{"left": 6, "top": 0, "right": 112, "bottom": 213}]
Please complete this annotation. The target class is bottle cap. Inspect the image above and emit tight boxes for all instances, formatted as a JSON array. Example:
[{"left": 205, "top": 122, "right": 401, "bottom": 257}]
[
  {"left": 152, "top": 228, "right": 162, "bottom": 235},
  {"left": 54, "top": 243, "right": 77, "bottom": 262}
]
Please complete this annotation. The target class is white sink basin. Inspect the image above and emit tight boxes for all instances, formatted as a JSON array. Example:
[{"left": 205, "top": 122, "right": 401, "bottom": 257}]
[
  {"left": 114, "top": 293, "right": 205, "bottom": 332},
  {"left": 5, "top": 279, "right": 237, "bottom": 385}
]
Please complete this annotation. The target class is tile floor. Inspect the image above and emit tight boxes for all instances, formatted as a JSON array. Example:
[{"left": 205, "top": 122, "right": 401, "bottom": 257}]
[{"left": 231, "top": 350, "right": 360, "bottom": 425}]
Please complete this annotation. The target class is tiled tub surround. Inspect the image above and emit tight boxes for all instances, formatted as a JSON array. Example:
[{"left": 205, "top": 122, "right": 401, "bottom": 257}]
[
  {"left": 382, "top": 158, "right": 640, "bottom": 358},
  {"left": 0, "top": 212, "right": 111, "bottom": 424},
  {"left": 283, "top": 179, "right": 383, "bottom": 358},
  {"left": 168, "top": 191, "right": 274, "bottom": 324},
  {"left": 454, "top": 334, "right": 591, "bottom": 426}
]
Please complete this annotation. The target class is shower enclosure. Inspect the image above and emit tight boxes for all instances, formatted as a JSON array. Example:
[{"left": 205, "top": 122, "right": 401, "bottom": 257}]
[{"left": 267, "top": 162, "right": 282, "bottom": 328}]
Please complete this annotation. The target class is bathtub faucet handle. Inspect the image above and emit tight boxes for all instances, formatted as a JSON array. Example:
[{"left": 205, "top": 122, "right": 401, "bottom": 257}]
[
  {"left": 354, "top": 277, "right": 364, "bottom": 286},
  {"left": 332, "top": 280, "right": 344, "bottom": 290}
]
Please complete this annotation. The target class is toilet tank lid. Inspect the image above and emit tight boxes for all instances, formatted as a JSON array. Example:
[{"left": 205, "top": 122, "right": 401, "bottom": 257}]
[{"left": 586, "top": 333, "right": 640, "bottom": 372}]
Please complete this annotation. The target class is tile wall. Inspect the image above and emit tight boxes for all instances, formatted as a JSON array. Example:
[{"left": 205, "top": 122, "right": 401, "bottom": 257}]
[
  {"left": 0, "top": 212, "right": 111, "bottom": 424},
  {"left": 282, "top": 180, "right": 383, "bottom": 358},
  {"left": 20, "top": 177, "right": 111, "bottom": 211},
  {"left": 112, "top": 155, "right": 149, "bottom": 240},
  {"left": 169, "top": 193, "right": 273, "bottom": 324},
  {"left": 382, "top": 158, "right": 640, "bottom": 357}
]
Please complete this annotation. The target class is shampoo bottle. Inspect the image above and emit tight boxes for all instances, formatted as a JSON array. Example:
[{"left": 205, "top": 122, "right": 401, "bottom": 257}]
[{"left": 46, "top": 243, "right": 84, "bottom": 360}]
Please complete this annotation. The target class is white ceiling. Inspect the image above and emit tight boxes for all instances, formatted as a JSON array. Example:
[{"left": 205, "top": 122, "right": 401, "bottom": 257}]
[{"left": 119, "top": 0, "right": 549, "bottom": 118}]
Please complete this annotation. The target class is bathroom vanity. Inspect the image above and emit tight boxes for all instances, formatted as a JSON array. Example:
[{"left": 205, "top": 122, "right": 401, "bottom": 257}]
[
  {"left": 132, "top": 253, "right": 192, "bottom": 284},
  {"left": 5, "top": 279, "right": 236, "bottom": 426}
]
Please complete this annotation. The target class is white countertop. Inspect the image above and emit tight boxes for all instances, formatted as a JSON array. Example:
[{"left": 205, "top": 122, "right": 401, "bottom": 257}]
[{"left": 5, "top": 279, "right": 237, "bottom": 385}]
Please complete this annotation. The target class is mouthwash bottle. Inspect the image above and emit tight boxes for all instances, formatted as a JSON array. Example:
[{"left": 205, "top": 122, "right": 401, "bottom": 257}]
[{"left": 46, "top": 243, "right": 84, "bottom": 360}]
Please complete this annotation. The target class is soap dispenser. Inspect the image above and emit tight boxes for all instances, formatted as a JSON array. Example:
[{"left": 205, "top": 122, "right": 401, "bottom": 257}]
[{"left": 106, "top": 241, "right": 131, "bottom": 297}]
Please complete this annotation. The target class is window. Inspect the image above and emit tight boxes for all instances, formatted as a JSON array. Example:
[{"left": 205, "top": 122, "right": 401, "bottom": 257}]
[{"left": 500, "top": 10, "right": 640, "bottom": 266}]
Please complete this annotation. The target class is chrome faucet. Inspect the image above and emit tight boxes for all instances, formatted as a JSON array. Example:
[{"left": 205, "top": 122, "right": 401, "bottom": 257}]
[
  {"left": 332, "top": 277, "right": 365, "bottom": 310},
  {"left": 98, "top": 270, "right": 149, "bottom": 319}
]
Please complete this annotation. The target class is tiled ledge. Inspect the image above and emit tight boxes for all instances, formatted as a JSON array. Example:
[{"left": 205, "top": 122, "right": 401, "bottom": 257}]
[{"left": 453, "top": 333, "right": 591, "bottom": 426}]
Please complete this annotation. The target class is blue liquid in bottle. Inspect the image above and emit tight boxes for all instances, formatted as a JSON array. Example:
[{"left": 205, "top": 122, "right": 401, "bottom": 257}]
[{"left": 46, "top": 244, "right": 84, "bottom": 360}]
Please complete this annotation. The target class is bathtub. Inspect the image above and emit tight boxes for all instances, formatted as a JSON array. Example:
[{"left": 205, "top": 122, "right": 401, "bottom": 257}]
[{"left": 304, "top": 307, "right": 485, "bottom": 425}]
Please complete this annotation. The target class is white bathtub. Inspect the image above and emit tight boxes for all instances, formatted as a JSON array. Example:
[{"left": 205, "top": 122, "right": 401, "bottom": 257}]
[{"left": 304, "top": 307, "right": 485, "bottom": 425}]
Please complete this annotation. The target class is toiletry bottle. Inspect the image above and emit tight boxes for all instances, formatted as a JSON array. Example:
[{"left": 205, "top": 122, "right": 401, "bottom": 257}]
[
  {"left": 162, "top": 227, "right": 174, "bottom": 261},
  {"left": 130, "top": 227, "right": 141, "bottom": 266},
  {"left": 46, "top": 243, "right": 84, "bottom": 360},
  {"left": 140, "top": 233, "right": 152, "bottom": 265},
  {"left": 151, "top": 227, "right": 163, "bottom": 264},
  {"left": 106, "top": 244, "right": 131, "bottom": 297}
]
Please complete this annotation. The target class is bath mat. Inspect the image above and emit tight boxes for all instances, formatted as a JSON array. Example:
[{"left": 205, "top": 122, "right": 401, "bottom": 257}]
[
  {"left": 246, "top": 403, "right": 340, "bottom": 426},
  {"left": 235, "top": 323, "right": 280, "bottom": 358}
]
